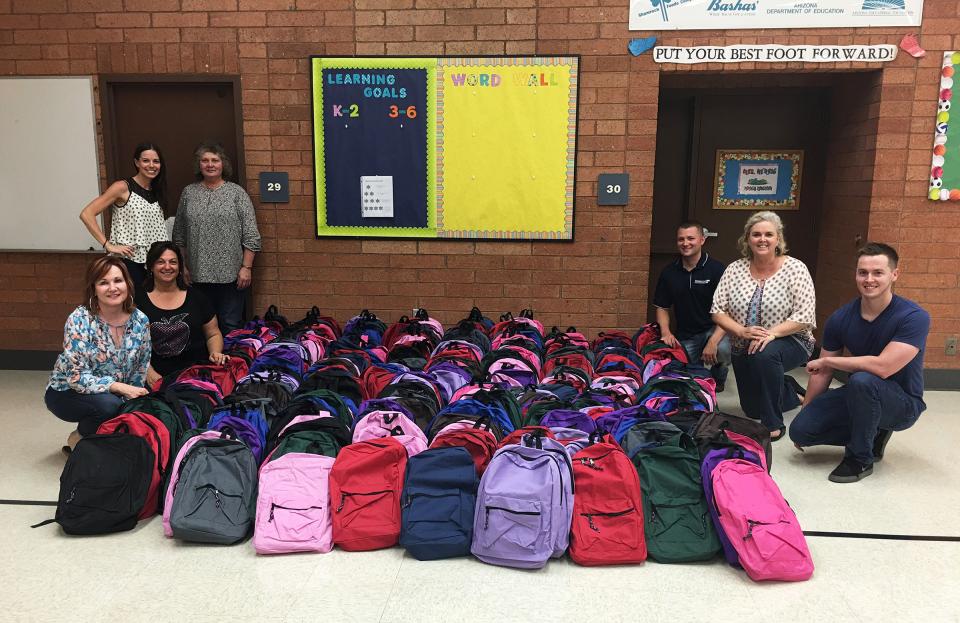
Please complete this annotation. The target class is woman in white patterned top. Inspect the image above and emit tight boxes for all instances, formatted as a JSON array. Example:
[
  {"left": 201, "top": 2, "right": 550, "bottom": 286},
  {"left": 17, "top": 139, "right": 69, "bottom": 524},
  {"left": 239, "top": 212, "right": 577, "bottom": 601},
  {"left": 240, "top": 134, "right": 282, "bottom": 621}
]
[
  {"left": 711, "top": 211, "right": 817, "bottom": 440},
  {"left": 173, "top": 142, "right": 261, "bottom": 334},
  {"left": 79, "top": 142, "right": 169, "bottom": 287}
]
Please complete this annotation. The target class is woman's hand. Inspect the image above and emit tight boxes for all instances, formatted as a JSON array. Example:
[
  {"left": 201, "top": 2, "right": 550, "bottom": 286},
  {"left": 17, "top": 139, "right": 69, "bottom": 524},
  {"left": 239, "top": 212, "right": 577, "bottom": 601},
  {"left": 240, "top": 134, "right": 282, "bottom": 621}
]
[
  {"left": 105, "top": 241, "right": 135, "bottom": 259},
  {"left": 145, "top": 367, "right": 162, "bottom": 389},
  {"left": 741, "top": 325, "right": 770, "bottom": 341},
  {"left": 748, "top": 333, "right": 777, "bottom": 355},
  {"left": 237, "top": 266, "right": 252, "bottom": 290},
  {"left": 209, "top": 352, "right": 230, "bottom": 365},
  {"left": 109, "top": 382, "right": 149, "bottom": 400}
]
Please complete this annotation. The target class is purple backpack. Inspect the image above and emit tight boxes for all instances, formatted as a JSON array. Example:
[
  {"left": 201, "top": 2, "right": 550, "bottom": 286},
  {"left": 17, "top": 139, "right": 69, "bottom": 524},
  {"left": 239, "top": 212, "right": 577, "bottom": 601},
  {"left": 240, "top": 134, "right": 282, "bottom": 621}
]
[
  {"left": 701, "top": 446, "right": 764, "bottom": 566},
  {"left": 471, "top": 432, "right": 574, "bottom": 569},
  {"left": 538, "top": 409, "right": 597, "bottom": 434}
]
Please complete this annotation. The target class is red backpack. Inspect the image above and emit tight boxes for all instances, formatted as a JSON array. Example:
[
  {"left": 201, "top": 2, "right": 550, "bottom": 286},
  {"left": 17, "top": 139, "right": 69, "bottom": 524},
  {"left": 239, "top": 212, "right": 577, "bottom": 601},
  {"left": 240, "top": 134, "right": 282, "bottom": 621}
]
[
  {"left": 176, "top": 358, "right": 249, "bottom": 396},
  {"left": 430, "top": 426, "right": 498, "bottom": 476},
  {"left": 97, "top": 412, "right": 171, "bottom": 519},
  {"left": 329, "top": 437, "right": 407, "bottom": 551},
  {"left": 569, "top": 436, "right": 647, "bottom": 566}
]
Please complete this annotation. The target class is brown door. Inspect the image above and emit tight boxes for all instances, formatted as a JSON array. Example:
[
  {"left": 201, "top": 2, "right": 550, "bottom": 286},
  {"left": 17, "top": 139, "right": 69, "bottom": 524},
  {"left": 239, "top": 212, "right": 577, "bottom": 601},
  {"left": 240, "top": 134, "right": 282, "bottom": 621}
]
[
  {"left": 100, "top": 77, "right": 244, "bottom": 218},
  {"left": 687, "top": 89, "right": 828, "bottom": 272}
]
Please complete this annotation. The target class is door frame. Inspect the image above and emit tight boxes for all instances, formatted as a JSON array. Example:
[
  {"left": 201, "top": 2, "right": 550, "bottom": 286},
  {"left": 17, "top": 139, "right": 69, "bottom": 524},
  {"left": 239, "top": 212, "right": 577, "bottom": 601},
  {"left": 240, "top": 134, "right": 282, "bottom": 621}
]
[{"left": 98, "top": 74, "right": 246, "bottom": 191}]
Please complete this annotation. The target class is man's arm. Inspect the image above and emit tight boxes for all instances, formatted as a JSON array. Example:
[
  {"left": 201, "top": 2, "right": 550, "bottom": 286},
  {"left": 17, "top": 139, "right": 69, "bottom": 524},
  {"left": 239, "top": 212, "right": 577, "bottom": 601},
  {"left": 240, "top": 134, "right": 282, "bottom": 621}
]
[
  {"left": 803, "top": 348, "right": 840, "bottom": 405},
  {"left": 655, "top": 306, "right": 679, "bottom": 348},
  {"left": 701, "top": 324, "right": 726, "bottom": 365},
  {"left": 814, "top": 341, "right": 920, "bottom": 380}
]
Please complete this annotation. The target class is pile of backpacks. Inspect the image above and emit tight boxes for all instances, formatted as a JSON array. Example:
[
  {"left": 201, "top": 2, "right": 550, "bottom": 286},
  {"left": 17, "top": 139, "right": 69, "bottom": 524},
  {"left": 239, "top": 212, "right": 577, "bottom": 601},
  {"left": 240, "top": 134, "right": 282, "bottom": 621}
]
[{"left": 38, "top": 305, "right": 814, "bottom": 582}]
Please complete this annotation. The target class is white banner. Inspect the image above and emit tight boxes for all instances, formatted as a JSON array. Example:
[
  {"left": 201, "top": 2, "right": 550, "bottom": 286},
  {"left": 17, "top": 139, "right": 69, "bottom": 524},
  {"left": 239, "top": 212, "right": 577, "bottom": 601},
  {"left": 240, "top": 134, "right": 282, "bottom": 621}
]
[
  {"left": 653, "top": 44, "right": 898, "bottom": 64},
  {"left": 630, "top": 0, "right": 923, "bottom": 31}
]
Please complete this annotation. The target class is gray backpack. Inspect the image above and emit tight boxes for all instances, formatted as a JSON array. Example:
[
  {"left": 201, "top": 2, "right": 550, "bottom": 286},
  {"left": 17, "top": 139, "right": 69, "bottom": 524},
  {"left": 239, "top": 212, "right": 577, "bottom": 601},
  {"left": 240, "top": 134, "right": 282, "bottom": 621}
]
[{"left": 169, "top": 437, "right": 258, "bottom": 545}]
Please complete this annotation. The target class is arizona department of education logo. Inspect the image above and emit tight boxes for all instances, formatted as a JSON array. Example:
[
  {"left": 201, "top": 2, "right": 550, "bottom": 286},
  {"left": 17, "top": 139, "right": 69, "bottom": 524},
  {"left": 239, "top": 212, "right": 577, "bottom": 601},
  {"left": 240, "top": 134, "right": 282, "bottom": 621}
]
[{"left": 861, "top": 0, "right": 905, "bottom": 9}]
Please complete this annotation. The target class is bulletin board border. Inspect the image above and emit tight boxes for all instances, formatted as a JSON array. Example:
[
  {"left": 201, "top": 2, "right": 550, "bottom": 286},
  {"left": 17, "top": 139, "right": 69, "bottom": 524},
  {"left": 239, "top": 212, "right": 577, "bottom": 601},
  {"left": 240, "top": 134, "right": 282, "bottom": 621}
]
[{"left": 309, "top": 55, "right": 581, "bottom": 241}]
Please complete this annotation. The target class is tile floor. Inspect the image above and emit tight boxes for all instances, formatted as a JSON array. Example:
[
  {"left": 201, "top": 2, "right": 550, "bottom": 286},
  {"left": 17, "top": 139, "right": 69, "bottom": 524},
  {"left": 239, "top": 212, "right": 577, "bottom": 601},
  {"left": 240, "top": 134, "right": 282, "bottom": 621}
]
[{"left": 2, "top": 369, "right": 958, "bottom": 622}]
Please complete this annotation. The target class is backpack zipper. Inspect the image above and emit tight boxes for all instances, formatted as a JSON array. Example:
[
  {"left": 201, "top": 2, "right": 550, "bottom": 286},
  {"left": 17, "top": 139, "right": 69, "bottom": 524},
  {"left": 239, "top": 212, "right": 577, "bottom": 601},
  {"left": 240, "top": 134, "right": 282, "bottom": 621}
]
[
  {"left": 269, "top": 502, "right": 323, "bottom": 522},
  {"left": 336, "top": 490, "right": 391, "bottom": 512},
  {"left": 743, "top": 518, "right": 789, "bottom": 540},
  {"left": 581, "top": 507, "right": 635, "bottom": 532},
  {"left": 484, "top": 505, "right": 541, "bottom": 529}
]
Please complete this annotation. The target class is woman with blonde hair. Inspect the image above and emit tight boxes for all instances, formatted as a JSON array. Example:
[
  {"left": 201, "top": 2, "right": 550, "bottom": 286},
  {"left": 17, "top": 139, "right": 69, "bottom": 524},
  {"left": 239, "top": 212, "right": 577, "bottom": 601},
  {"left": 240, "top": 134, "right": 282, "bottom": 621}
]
[
  {"left": 44, "top": 256, "right": 151, "bottom": 451},
  {"left": 710, "top": 211, "right": 817, "bottom": 440}
]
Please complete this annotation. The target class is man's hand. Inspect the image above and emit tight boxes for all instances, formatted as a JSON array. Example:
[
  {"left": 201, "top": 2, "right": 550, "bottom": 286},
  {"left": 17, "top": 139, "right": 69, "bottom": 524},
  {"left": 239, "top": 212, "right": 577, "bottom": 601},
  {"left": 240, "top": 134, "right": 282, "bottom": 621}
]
[
  {"left": 702, "top": 339, "right": 720, "bottom": 365},
  {"left": 661, "top": 332, "right": 680, "bottom": 349}
]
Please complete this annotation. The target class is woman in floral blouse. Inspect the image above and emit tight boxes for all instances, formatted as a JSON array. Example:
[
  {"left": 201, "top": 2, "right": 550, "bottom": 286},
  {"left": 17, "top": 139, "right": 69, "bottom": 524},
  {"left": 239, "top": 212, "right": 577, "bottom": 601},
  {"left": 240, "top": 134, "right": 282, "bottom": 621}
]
[
  {"left": 711, "top": 211, "right": 817, "bottom": 441},
  {"left": 45, "top": 256, "right": 152, "bottom": 452}
]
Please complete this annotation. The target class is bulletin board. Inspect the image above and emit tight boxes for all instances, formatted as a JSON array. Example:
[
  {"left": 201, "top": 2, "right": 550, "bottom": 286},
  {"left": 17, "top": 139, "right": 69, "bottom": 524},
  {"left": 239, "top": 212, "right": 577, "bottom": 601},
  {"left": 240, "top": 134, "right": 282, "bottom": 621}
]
[
  {"left": 929, "top": 51, "right": 960, "bottom": 201},
  {"left": 311, "top": 56, "right": 579, "bottom": 239}
]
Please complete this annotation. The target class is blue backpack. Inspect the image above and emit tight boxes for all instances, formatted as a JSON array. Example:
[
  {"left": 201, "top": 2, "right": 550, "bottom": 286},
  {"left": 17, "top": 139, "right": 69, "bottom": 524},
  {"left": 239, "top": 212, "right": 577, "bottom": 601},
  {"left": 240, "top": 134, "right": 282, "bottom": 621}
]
[
  {"left": 399, "top": 447, "right": 478, "bottom": 560},
  {"left": 207, "top": 400, "right": 269, "bottom": 464}
]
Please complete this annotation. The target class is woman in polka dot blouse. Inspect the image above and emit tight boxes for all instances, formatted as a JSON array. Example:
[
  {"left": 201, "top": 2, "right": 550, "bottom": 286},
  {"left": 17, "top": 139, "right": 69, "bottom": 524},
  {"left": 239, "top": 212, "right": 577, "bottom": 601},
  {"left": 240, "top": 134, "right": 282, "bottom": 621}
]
[
  {"left": 79, "top": 142, "right": 170, "bottom": 287},
  {"left": 710, "top": 211, "right": 816, "bottom": 441}
]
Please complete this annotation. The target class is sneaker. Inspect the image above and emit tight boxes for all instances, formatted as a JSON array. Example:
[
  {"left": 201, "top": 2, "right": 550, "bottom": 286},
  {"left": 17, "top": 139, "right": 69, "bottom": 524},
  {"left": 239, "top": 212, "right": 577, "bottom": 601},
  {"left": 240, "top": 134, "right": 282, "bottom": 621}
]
[
  {"left": 828, "top": 457, "right": 873, "bottom": 483},
  {"left": 784, "top": 374, "right": 806, "bottom": 398},
  {"left": 872, "top": 429, "right": 893, "bottom": 462}
]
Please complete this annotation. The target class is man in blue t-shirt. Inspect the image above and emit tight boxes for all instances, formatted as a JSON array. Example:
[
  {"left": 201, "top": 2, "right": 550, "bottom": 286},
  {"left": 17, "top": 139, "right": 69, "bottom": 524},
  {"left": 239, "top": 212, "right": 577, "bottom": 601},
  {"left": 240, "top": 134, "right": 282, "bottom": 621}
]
[
  {"left": 789, "top": 242, "right": 930, "bottom": 483},
  {"left": 653, "top": 220, "right": 729, "bottom": 391}
]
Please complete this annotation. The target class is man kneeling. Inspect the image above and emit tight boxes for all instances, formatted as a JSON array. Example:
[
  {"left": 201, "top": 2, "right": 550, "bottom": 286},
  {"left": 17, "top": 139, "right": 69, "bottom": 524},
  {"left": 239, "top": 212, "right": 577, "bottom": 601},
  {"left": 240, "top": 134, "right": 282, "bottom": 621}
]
[{"left": 789, "top": 243, "right": 930, "bottom": 483}]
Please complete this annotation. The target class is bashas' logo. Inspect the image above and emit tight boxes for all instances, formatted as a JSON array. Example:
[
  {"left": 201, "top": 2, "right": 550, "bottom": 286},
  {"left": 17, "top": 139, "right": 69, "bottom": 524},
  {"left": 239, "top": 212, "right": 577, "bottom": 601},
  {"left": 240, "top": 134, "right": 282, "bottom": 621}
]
[
  {"left": 707, "top": 0, "right": 758, "bottom": 10},
  {"left": 862, "top": 0, "right": 905, "bottom": 8},
  {"left": 650, "top": 0, "right": 680, "bottom": 23}
]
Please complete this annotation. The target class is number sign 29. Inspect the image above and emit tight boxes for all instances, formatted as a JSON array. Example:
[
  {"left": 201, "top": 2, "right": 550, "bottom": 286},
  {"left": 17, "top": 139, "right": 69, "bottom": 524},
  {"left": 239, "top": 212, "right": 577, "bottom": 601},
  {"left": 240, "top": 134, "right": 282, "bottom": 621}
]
[
  {"left": 597, "top": 173, "right": 629, "bottom": 206},
  {"left": 259, "top": 172, "right": 290, "bottom": 203}
]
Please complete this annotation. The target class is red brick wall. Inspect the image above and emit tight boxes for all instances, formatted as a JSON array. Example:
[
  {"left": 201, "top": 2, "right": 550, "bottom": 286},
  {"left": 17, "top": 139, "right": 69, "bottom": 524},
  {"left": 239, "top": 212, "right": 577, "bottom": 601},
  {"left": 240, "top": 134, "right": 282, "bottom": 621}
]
[{"left": 1, "top": 0, "right": 958, "bottom": 369}]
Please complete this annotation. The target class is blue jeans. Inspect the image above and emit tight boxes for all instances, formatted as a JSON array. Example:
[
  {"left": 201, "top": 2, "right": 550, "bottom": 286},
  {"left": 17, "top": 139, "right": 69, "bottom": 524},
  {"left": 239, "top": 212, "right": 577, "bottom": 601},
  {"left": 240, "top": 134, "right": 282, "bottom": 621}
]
[
  {"left": 44, "top": 387, "right": 123, "bottom": 436},
  {"left": 680, "top": 328, "right": 730, "bottom": 386},
  {"left": 194, "top": 281, "right": 247, "bottom": 334},
  {"left": 789, "top": 372, "right": 920, "bottom": 466},
  {"left": 731, "top": 337, "right": 808, "bottom": 432},
  {"left": 122, "top": 257, "right": 147, "bottom": 292}
]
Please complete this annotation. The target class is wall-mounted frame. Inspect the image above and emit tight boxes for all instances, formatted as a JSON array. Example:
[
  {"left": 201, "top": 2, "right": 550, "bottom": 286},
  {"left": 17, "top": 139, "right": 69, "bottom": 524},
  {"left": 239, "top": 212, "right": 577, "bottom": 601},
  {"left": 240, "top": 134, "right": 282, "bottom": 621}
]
[
  {"left": 712, "top": 149, "right": 803, "bottom": 210},
  {"left": 929, "top": 51, "right": 960, "bottom": 202},
  {"left": 311, "top": 56, "right": 579, "bottom": 239}
]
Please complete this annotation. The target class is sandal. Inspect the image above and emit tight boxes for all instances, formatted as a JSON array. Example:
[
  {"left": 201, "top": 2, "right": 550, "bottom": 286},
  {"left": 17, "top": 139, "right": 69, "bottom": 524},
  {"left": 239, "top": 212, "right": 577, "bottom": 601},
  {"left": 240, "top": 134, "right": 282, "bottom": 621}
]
[
  {"left": 61, "top": 445, "right": 72, "bottom": 455},
  {"left": 770, "top": 426, "right": 787, "bottom": 442}
]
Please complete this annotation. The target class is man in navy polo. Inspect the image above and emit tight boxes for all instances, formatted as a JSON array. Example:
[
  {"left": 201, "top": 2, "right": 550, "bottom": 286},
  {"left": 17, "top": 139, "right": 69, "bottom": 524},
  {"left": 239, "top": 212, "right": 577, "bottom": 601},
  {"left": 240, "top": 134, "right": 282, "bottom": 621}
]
[
  {"left": 790, "top": 242, "right": 930, "bottom": 483},
  {"left": 653, "top": 220, "right": 730, "bottom": 391}
]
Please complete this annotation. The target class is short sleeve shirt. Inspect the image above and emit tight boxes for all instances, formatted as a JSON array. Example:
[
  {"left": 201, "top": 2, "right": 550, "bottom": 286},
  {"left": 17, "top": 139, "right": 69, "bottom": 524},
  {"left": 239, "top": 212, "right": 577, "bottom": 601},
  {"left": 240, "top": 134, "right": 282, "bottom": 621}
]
[
  {"left": 653, "top": 254, "right": 726, "bottom": 340},
  {"left": 711, "top": 256, "right": 817, "bottom": 355},
  {"left": 823, "top": 295, "right": 930, "bottom": 412},
  {"left": 134, "top": 288, "right": 216, "bottom": 376}
]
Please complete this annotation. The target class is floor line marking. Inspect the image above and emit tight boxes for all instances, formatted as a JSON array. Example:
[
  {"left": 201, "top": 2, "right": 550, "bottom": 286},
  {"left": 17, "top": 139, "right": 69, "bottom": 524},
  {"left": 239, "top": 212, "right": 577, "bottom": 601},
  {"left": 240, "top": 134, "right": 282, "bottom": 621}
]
[
  {"left": 0, "top": 499, "right": 57, "bottom": 506},
  {"left": 804, "top": 530, "right": 960, "bottom": 542}
]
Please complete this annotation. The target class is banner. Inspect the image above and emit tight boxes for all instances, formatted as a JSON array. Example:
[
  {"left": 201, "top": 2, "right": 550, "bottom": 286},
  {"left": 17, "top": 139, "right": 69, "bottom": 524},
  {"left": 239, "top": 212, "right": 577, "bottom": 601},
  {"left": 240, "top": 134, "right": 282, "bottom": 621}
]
[
  {"left": 630, "top": 0, "right": 923, "bottom": 31},
  {"left": 653, "top": 44, "right": 898, "bottom": 64}
]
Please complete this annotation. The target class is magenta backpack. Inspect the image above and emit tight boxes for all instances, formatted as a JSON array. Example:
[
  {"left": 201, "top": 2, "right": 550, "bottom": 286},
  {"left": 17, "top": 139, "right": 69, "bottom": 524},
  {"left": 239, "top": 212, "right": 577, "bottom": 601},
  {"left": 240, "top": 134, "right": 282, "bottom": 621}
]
[
  {"left": 711, "top": 459, "right": 814, "bottom": 582},
  {"left": 353, "top": 410, "right": 428, "bottom": 456}
]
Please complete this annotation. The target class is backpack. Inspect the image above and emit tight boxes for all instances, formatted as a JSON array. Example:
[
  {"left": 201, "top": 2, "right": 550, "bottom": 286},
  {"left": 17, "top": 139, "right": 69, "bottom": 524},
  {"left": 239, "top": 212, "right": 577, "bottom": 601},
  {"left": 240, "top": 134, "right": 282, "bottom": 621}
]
[
  {"left": 569, "top": 435, "right": 646, "bottom": 566},
  {"left": 207, "top": 401, "right": 270, "bottom": 464},
  {"left": 631, "top": 431, "right": 721, "bottom": 563},
  {"left": 33, "top": 430, "right": 153, "bottom": 535},
  {"left": 168, "top": 434, "right": 259, "bottom": 544},
  {"left": 265, "top": 414, "right": 351, "bottom": 463},
  {"left": 400, "top": 447, "right": 478, "bottom": 560},
  {"left": 253, "top": 450, "right": 336, "bottom": 555},
  {"left": 352, "top": 410, "right": 428, "bottom": 457},
  {"left": 430, "top": 421, "right": 499, "bottom": 476},
  {"left": 329, "top": 437, "right": 408, "bottom": 551},
  {"left": 692, "top": 411, "right": 773, "bottom": 472},
  {"left": 471, "top": 432, "right": 574, "bottom": 569},
  {"left": 711, "top": 459, "right": 814, "bottom": 582},
  {"left": 700, "top": 445, "right": 764, "bottom": 566},
  {"left": 539, "top": 409, "right": 597, "bottom": 434},
  {"left": 97, "top": 412, "right": 171, "bottom": 518}
]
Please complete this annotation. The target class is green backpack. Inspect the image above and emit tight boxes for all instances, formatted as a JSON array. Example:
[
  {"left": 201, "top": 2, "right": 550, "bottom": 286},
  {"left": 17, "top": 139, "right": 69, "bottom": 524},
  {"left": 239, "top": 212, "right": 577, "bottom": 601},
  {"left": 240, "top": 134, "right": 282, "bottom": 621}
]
[
  {"left": 630, "top": 430, "right": 721, "bottom": 563},
  {"left": 266, "top": 414, "right": 352, "bottom": 463}
]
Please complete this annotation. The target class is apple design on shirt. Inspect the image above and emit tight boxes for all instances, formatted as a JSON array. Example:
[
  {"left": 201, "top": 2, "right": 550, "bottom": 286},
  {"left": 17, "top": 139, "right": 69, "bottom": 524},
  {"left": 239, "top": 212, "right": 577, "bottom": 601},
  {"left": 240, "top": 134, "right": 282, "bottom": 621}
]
[{"left": 152, "top": 313, "right": 190, "bottom": 357}]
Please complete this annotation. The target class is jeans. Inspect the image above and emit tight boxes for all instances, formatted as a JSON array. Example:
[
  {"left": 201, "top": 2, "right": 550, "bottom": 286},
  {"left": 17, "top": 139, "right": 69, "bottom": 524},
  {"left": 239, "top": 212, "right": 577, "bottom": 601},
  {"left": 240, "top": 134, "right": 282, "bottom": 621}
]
[
  {"left": 680, "top": 328, "right": 731, "bottom": 386},
  {"left": 44, "top": 387, "right": 123, "bottom": 436},
  {"left": 789, "top": 371, "right": 920, "bottom": 465},
  {"left": 194, "top": 281, "right": 247, "bottom": 334},
  {"left": 731, "top": 337, "right": 809, "bottom": 432},
  {"left": 122, "top": 257, "right": 147, "bottom": 293}
]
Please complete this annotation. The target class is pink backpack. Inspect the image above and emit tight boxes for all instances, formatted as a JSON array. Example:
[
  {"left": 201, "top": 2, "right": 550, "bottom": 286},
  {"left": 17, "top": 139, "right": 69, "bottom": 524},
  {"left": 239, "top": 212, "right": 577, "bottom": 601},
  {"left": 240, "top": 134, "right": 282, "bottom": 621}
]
[
  {"left": 253, "top": 452, "right": 335, "bottom": 554},
  {"left": 352, "top": 410, "right": 428, "bottom": 456},
  {"left": 726, "top": 430, "right": 769, "bottom": 472},
  {"left": 711, "top": 459, "right": 814, "bottom": 582},
  {"left": 162, "top": 430, "right": 222, "bottom": 537}
]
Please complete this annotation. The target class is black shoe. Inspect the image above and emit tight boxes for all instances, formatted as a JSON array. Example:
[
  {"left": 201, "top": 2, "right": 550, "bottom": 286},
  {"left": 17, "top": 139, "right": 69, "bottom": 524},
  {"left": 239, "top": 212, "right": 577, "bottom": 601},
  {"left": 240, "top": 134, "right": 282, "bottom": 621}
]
[
  {"left": 770, "top": 425, "right": 787, "bottom": 442},
  {"left": 873, "top": 429, "right": 893, "bottom": 462},
  {"left": 828, "top": 457, "right": 873, "bottom": 483},
  {"left": 715, "top": 381, "right": 725, "bottom": 394},
  {"left": 784, "top": 374, "right": 806, "bottom": 398}
]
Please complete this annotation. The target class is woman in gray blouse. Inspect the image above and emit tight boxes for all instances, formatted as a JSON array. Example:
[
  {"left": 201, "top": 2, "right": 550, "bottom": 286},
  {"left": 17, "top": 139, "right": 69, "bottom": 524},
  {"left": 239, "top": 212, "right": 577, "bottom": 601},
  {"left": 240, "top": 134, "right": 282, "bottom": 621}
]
[{"left": 173, "top": 142, "right": 261, "bottom": 334}]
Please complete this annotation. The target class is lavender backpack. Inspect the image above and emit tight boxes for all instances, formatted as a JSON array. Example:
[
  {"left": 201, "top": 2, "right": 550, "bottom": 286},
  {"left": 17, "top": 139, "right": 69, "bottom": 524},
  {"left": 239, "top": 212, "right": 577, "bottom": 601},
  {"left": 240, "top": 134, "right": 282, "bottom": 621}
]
[{"left": 471, "top": 432, "right": 574, "bottom": 569}]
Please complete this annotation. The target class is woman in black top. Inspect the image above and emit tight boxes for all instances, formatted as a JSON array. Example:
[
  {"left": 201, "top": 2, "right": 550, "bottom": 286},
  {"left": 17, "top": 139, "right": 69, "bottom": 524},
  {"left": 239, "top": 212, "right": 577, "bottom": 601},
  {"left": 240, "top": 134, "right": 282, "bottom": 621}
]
[{"left": 135, "top": 241, "right": 228, "bottom": 387}]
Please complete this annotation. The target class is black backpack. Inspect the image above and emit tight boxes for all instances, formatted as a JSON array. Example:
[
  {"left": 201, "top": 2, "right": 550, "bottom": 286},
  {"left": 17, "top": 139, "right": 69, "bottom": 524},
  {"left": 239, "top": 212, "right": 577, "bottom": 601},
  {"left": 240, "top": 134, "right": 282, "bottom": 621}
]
[{"left": 33, "top": 430, "right": 153, "bottom": 535}]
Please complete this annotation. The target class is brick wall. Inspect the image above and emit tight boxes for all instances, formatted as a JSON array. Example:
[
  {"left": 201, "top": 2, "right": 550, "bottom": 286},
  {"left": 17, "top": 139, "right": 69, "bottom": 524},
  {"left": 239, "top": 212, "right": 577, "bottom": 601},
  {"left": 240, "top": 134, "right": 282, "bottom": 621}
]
[{"left": 1, "top": 0, "right": 958, "bottom": 369}]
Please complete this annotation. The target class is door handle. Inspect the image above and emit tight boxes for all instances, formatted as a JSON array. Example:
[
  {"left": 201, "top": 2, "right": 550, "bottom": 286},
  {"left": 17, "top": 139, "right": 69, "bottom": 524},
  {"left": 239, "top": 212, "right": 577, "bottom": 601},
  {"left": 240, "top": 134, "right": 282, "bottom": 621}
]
[{"left": 703, "top": 227, "right": 718, "bottom": 238}]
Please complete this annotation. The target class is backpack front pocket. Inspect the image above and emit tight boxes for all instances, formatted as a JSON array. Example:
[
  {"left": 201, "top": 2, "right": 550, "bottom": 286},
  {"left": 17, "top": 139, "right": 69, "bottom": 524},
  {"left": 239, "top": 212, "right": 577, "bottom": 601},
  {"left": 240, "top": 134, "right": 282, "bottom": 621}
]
[
  {"left": 479, "top": 495, "right": 542, "bottom": 549},
  {"left": 265, "top": 500, "right": 326, "bottom": 542},
  {"left": 575, "top": 504, "right": 641, "bottom": 550},
  {"left": 402, "top": 490, "right": 465, "bottom": 541},
  {"left": 742, "top": 517, "right": 806, "bottom": 561},
  {"left": 186, "top": 484, "right": 248, "bottom": 527},
  {"left": 335, "top": 490, "right": 395, "bottom": 530}
]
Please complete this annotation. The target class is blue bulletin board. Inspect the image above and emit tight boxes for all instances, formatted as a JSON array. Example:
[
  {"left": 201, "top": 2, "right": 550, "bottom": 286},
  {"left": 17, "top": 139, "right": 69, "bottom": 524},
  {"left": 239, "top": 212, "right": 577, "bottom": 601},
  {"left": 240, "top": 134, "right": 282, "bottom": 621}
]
[{"left": 713, "top": 150, "right": 803, "bottom": 210}]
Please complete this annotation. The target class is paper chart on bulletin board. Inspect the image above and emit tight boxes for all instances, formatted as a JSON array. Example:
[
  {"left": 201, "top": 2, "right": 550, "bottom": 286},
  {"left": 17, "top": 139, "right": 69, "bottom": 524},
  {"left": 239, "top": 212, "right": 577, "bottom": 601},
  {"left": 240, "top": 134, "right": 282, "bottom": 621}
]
[{"left": 311, "top": 56, "right": 579, "bottom": 239}]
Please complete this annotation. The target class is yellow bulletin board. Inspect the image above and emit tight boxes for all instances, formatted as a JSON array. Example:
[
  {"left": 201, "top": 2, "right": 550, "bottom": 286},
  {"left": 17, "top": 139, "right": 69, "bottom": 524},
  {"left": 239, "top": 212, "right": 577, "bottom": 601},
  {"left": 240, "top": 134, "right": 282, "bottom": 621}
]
[{"left": 311, "top": 56, "right": 579, "bottom": 240}]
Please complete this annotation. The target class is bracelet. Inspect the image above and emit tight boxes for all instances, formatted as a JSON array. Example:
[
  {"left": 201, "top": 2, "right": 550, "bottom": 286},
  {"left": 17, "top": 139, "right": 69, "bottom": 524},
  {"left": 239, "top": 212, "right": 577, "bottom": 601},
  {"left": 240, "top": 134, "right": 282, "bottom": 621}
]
[{"left": 102, "top": 240, "right": 109, "bottom": 249}]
